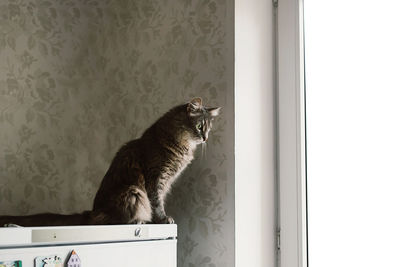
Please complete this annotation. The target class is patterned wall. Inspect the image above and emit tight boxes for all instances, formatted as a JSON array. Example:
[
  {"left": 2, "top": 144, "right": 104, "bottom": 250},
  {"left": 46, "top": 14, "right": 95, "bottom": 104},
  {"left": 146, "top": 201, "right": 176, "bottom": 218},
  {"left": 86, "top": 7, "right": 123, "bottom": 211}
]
[{"left": 0, "top": 0, "right": 234, "bottom": 266}]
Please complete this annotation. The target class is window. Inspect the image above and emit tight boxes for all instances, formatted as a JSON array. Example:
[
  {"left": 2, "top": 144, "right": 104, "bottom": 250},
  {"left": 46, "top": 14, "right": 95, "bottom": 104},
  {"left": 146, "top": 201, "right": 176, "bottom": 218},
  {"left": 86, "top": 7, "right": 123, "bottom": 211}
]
[
  {"left": 305, "top": 1, "right": 400, "bottom": 266},
  {"left": 278, "top": 0, "right": 400, "bottom": 266}
]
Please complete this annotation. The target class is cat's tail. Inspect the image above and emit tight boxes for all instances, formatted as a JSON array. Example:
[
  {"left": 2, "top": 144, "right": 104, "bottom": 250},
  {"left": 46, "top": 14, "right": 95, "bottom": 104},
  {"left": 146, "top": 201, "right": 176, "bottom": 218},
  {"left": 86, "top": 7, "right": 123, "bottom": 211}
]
[{"left": 0, "top": 211, "right": 94, "bottom": 227}]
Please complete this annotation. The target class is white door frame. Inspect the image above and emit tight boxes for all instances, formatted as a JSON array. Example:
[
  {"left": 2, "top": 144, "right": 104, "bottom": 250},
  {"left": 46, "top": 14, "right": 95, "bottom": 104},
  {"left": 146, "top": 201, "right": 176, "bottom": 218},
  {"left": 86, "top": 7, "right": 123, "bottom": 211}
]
[{"left": 276, "top": 0, "right": 307, "bottom": 266}]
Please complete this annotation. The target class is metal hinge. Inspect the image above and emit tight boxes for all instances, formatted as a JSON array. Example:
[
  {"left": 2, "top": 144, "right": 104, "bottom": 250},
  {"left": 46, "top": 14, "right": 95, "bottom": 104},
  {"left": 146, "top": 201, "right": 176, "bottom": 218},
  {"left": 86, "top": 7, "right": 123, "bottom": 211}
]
[
  {"left": 277, "top": 229, "right": 281, "bottom": 250},
  {"left": 273, "top": 0, "right": 278, "bottom": 8}
]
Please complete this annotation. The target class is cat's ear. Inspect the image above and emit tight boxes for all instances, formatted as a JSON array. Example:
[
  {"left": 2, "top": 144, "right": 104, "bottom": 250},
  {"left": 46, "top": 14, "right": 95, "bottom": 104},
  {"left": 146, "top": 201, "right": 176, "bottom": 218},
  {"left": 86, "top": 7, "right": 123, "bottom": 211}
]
[
  {"left": 207, "top": 107, "right": 221, "bottom": 117},
  {"left": 187, "top": 97, "right": 203, "bottom": 116}
]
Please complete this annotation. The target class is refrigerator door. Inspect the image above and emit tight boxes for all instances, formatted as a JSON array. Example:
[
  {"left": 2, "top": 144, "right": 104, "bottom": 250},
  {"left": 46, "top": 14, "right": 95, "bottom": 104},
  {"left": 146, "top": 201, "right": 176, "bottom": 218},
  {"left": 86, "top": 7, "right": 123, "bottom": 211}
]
[{"left": 0, "top": 224, "right": 177, "bottom": 267}]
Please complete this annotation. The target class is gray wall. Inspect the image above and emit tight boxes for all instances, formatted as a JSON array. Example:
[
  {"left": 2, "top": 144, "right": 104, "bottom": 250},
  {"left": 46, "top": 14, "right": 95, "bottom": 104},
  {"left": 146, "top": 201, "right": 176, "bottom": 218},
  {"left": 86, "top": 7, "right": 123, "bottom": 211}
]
[{"left": 0, "top": 1, "right": 234, "bottom": 266}]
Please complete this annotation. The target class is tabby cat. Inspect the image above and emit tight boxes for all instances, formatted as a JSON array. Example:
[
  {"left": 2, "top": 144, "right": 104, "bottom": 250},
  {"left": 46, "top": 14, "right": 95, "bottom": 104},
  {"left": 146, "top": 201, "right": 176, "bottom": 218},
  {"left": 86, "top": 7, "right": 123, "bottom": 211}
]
[{"left": 0, "top": 97, "right": 220, "bottom": 226}]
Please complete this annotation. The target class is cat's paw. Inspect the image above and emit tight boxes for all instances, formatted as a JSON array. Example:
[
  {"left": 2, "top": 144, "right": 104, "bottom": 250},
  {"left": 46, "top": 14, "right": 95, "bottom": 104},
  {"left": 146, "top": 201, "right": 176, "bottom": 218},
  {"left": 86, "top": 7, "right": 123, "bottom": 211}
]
[
  {"left": 154, "top": 216, "right": 175, "bottom": 224},
  {"left": 132, "top": 220, "right": 146, "bottom": 225},
  {"left": 164, "top": 216, "right": 175, "bottom": 224}
]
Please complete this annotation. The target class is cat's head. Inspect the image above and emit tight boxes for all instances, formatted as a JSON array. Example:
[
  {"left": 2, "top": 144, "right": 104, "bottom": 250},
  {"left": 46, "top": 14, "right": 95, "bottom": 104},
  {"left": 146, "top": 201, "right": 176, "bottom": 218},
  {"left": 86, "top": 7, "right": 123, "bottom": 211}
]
[{"left": 185, "top": 97, "right": 221, "bottom": 144}]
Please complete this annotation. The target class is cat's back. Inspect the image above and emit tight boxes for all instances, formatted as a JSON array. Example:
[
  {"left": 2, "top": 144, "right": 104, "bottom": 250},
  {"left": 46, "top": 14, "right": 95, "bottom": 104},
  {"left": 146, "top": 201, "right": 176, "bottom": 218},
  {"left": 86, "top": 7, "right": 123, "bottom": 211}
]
[
  {"left": 96, "top": 139, "right": 143, "bottom": 184},
  {"left": 93, "top": 138, "right": 146, "bottom": 209}
]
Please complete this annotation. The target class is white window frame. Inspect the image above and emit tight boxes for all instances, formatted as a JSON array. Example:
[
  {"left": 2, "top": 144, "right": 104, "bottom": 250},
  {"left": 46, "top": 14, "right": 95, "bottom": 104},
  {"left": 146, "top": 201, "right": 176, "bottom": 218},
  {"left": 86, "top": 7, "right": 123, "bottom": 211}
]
[{"left": 276, "top": 0, "right": 307, "bottom": 267}]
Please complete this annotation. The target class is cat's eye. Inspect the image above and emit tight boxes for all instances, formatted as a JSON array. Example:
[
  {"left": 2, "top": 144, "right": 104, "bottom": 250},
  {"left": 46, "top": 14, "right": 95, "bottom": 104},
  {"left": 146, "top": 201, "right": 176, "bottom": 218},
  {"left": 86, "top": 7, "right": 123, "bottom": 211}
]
[{"left": 196, "top": 123, "right": 202, "bottom": 130}]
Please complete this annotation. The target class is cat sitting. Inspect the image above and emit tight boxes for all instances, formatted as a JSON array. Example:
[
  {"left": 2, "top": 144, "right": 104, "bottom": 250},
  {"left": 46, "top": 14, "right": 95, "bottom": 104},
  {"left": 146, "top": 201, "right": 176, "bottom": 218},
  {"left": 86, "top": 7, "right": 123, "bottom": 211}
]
[{"left": 0, "top": 97, "right": 220, "bottom": 226}]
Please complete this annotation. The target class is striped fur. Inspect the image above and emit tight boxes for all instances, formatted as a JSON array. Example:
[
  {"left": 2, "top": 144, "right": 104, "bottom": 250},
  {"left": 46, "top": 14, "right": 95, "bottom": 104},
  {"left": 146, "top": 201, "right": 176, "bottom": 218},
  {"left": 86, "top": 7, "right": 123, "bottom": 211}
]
[{"left": 0, "top": 98, "right": 220, "bottom": 226}]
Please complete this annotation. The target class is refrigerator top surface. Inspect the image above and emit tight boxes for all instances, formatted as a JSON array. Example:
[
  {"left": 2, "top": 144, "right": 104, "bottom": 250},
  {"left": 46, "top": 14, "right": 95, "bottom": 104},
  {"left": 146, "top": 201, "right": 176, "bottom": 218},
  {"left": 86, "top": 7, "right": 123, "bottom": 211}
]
[{"left": 0, "top": 224, "right": 177, "bottom": 248}]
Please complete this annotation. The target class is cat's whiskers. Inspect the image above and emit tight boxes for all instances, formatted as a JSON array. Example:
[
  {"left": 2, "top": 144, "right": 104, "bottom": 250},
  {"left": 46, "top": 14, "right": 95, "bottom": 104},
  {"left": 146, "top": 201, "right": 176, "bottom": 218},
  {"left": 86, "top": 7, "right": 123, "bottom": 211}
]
[{"left": 201, "top": 142, "right": 207, "bottom": 160}]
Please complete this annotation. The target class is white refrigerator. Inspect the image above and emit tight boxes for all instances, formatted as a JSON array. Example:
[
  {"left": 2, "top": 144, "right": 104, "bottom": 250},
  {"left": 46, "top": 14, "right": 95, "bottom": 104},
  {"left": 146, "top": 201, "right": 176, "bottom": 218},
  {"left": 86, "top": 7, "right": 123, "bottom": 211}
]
[{"left": 0, "top": 224, "right": 177, "bottom": 266}]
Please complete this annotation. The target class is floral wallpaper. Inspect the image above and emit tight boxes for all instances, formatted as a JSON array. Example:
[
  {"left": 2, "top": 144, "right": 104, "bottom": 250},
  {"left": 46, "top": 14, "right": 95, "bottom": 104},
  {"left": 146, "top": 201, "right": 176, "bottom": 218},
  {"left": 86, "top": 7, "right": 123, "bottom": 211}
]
[{"left": 0, "top": 0, "right": 234, "bottom": 266}]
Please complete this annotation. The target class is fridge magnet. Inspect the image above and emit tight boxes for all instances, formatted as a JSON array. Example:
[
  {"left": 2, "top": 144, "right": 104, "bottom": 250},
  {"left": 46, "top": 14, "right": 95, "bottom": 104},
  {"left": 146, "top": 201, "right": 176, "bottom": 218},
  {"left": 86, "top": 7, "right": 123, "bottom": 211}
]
[
  {"left": 34, "top": 255, "right": 62, "bottom": 267},
  {"left": 0, "top": 261, "right": 22, "bottom": 267},
  {"left": 66, "top": 250, "right": 81, "bottom": 267}
]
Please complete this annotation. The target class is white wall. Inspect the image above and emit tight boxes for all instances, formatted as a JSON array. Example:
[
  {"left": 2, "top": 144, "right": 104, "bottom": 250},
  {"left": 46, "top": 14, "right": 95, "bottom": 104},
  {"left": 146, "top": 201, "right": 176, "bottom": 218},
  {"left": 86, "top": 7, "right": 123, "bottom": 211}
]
[{"left": 235, "top": 0, "right": 276, "bottom": 266}]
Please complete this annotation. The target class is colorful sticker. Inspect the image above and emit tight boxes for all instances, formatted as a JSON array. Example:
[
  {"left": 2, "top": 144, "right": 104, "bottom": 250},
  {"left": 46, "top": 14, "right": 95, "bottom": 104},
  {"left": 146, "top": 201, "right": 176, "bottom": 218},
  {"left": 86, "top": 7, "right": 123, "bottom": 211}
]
[
  {"left": 34, "top": 255, "right": 62, "bottom": 267},
  {"left": 0, "top": 261, "right": 22, "bottom": 267}
]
